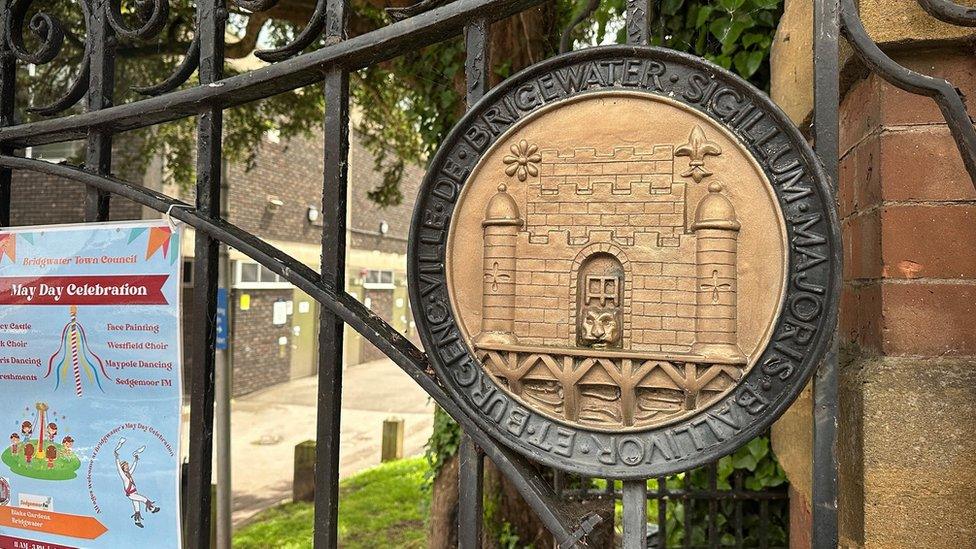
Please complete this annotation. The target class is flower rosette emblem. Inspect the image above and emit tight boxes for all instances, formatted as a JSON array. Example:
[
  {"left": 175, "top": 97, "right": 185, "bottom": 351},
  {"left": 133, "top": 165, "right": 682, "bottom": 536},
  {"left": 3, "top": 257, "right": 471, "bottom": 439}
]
[{"left": 503, "top": 139, "right": 542, "bottom": 181}]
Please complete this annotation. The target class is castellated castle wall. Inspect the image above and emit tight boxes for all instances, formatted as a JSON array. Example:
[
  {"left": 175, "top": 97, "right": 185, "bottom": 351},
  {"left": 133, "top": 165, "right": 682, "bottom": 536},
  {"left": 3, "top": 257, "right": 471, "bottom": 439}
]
[
  {"left": 512, "top": 145, "right": 699, "bottom": 353},
  {"left": 525, "top": 145, "right": 686, "bottom": 247}
]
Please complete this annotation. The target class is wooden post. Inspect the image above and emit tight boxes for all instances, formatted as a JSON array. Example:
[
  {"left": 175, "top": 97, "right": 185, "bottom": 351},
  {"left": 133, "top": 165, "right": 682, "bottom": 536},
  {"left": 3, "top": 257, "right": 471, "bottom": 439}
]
[
  {"left": 381, "top": 417, "right": 404, "bottom": 462},
  {"left": 293, "top": 440, "right": 316, "bottom": 502}
]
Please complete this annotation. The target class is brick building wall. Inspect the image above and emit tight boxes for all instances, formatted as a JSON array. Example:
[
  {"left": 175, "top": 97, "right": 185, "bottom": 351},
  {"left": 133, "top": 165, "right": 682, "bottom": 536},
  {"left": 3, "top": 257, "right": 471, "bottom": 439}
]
[
  {"left": 9, "top": 142, "right": 145, "bottom": 227},
  {"left": 225, "top": 133, "right": 324, "bottom": 245},
  {"left": 347, "top": 134, "right": 422, "bottom": 255},
  {"left": 359, "top": 287, "right": 395, "bottom": 363},
  {"left": 230, "top": 288, "right": 294, "bottom": 396},
  {"left": 4, "top": 127, "right": 425, "bottom": 396},
  {"left": 221, "top": 128, "right": 424, "bottom": 390}
]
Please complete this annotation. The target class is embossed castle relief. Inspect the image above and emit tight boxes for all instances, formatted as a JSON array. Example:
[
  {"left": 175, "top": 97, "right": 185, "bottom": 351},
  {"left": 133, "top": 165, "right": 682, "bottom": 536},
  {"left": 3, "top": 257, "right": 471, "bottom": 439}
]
[{"left": 446, "top": 93, "right": 788, "bottom": 431}]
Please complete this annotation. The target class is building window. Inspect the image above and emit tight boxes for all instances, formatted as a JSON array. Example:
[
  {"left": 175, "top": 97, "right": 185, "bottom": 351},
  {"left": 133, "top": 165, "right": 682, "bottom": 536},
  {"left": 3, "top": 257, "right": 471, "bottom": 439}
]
[
  {"left": 362, "top": 269, "right": 395, "bottom": 289},
  {"left": 234, "top": 260, "right": 292, "bottom": 289},
  {"left": 26, "top": 141, "right": 84, "bottom": 163}
]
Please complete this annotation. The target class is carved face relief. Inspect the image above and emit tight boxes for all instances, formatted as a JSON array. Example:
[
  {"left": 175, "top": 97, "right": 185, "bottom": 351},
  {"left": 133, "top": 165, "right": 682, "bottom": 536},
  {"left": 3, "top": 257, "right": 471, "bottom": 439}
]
[{"left": 580, "top": 306, "right": 620, "bottom": 348}]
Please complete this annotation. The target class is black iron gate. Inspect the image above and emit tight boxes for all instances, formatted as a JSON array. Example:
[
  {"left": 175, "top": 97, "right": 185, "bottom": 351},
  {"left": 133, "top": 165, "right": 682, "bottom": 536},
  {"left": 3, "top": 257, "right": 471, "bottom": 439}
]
[{"left": 1, "top": 0, "right": 974, "bottom": 546}]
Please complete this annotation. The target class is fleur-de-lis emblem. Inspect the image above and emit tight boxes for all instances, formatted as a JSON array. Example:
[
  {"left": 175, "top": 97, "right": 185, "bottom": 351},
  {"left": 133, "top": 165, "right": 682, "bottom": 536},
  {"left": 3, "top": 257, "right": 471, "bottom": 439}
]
[
  {"left": 675, "top": 125, "right": 722, "bottom": 183},
  {"left": 503, "top": 139, "right": 542, "bottom": 182}
]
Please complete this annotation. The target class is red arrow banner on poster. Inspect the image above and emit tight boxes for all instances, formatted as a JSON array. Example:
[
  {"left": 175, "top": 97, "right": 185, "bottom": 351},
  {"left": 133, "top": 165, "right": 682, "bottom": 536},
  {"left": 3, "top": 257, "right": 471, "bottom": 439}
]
[
  {"left": 0, "top": 275, "right": 169, "bottom": 305},
  {"left": 0, "top": 507, "right": 107, "bottom": 540}
]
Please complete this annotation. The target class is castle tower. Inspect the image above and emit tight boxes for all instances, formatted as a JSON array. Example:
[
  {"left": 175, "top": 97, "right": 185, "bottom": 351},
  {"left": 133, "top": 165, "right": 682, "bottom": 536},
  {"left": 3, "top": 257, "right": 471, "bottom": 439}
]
[
  {"left": 690, "top": 182, "right": 746, "bottom": 363},
  {"left": 475, "top": 183, "right": 521, "bottom": 346}
]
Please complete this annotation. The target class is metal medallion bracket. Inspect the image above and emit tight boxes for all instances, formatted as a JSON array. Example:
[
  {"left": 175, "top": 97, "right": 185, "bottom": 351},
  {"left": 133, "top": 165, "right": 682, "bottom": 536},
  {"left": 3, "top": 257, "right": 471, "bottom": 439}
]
[{"left": 409, "top": 46, "right": 840, "bottom": 478}]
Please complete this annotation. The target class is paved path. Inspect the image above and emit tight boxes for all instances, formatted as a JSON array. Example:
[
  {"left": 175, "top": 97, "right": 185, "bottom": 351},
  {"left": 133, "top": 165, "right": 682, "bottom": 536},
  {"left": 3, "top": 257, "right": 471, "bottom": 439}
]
[{"left": 226, "top": 358, "right": 434, "bottom": 527}]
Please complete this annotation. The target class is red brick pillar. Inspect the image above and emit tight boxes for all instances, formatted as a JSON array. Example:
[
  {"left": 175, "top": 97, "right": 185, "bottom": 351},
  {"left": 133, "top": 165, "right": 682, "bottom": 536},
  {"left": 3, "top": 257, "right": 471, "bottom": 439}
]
[
  {"left": 832, "top": 45, "right": 976, "bottom": 547},
  {"left": 770, "top": 2, "right": 976, "bottom": 546}
]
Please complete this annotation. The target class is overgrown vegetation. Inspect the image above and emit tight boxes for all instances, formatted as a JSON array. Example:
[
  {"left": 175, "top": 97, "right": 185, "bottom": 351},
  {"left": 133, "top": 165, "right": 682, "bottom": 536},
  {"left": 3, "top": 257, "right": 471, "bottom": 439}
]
[
  {"left": 422, "top": 405, "right": 461, "bottom": 488},
  {"left": 233, "top": 457, "right": 428, "bottom": 549},
  {"left": 644, "top": 436, "right": 788, "bottom": 546},
  {"left": 16, "top": 0, "right": 781, "bottom": 203},
  {"left": 235, "top": 438, "right": 785, "bottom": 547}
]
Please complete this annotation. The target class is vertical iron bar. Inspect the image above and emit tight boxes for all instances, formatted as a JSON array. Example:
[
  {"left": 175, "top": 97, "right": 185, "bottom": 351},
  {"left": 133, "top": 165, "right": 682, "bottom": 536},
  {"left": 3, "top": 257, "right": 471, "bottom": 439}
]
[
  {"left": 622, "top": 7, "right": 650, "bottom": 547},
  {"left": 656, "top": 477, "right": 666, "bottom": 549},
  {"left": 813, "top": 0, "right": 840, "bottom": 547},
  {"left": 759, "top": 500, "right": 770, "bottom": 549},
  {"left": 625, "top": 0, "right": 650, "bottom": 46},
  {"left": 707, "top": 463, "right": 718, "bottom": 547},
  {"left": 622, "top": 480, "right": 647, "bottom": 549},
  {"left": 458, "top": 433, "right": 484, "bottom": 549},
  {"left": 464, "top": 17, "right": 490, "bottom": 107},
  {"left": 83, "top": 0, "right": 115, "bottom": 221},
  {"left": 682, "top": 472, "right": 692, "bottom": 549},
  {"left": 185, "top": 0, "right": 225, "bottom": 544},
  {"left": 313, "top": 0, "right": 348, "bottom": 545},
  {"left": 455, "top": 17, "right": 489, "bottom": 548},
  {"left": 734, "top": 471, "right": 744, "bottom": 548},
  {"left": 0, "top": 29, "right": 14, "bottom": 227}
]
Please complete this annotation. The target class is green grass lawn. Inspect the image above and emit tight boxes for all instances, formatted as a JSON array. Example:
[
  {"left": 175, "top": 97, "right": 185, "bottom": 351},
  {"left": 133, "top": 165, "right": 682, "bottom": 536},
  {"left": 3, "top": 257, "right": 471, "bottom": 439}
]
[{"left": 233, "top": 457, "right": 429, "bottom": 549}]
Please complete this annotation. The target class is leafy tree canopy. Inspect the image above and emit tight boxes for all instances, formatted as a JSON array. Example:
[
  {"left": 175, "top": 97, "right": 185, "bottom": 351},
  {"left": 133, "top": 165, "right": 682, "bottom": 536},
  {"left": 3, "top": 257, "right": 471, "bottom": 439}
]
[{"left": 14, "top": 0, "right": 781, "bottom": 205}]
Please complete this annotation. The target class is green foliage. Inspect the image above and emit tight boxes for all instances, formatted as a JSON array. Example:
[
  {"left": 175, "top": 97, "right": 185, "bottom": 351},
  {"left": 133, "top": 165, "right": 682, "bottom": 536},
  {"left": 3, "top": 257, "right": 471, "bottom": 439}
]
[
  {"left": 422, "top": 405, "right": 461, "bottom": 487},
  {"left": 16, "top": 0, "right": 325, "bottom": 189},
  {"left": 592, "top": 435, "right": 788, "bottom": 546},
  {"left": 496, "top": 520, "right": 531, "bottom": 549},
  {"left": 653, "top": 436, "right": 788, "bottom": 546},
  {"left": 15, "top": 0, "right": 780, "bottom": 202},
  {"left": 233, "top": 457, "right": 428, "bottom": 549},
  {"left": 588, "top": 0, "right": 782, "bottom": 88}
]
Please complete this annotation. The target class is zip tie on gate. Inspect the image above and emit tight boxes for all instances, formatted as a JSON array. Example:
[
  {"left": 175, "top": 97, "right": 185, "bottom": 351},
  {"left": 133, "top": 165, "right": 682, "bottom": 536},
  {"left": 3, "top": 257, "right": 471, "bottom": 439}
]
[{"left": 164, "top": 203, "right": 193, "bottom": 230}]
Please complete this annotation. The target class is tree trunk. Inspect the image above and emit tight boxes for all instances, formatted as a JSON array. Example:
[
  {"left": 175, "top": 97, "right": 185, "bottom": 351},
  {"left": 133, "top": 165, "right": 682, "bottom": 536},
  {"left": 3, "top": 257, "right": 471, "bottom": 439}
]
[
  {"left": 483, "top": 459, "right": 552, "bottom": 548},
  {"left": 428, "top": 452, "right": 460, "bottom": 549}
]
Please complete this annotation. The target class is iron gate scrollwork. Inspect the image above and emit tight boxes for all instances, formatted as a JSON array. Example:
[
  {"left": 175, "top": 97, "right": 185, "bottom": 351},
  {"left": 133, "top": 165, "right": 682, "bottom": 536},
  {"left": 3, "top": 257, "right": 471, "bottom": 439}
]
[{"left": 0, "top": 0, "right": 975, "bottom": 546}]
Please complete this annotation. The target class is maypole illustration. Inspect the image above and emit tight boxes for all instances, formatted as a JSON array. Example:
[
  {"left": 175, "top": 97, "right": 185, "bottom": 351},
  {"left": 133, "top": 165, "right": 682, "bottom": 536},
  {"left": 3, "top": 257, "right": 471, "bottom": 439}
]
[
  {"left": 36, "top": 402, "right": 47, "bottom": 450},
  {"left": 46, "top": 305, "right": 110, "bottom": 396}
]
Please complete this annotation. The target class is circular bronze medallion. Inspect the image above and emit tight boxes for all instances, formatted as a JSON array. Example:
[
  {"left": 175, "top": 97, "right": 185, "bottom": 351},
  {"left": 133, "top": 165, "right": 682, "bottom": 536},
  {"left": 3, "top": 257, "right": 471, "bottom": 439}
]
[{"left": 409, "top": 46, "right": 840, "bottom": 478}]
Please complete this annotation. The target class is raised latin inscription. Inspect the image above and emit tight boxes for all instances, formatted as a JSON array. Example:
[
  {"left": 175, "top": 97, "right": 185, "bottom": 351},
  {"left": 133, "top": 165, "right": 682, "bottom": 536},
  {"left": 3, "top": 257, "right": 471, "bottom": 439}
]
[{"left": 409, "top": 47, "right": 839, "bottom": 478}]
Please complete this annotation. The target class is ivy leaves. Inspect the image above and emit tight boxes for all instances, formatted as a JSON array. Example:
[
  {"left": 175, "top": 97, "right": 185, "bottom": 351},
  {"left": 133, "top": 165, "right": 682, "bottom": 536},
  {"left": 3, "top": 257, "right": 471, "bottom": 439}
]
[
  {"left": 649, "top": 0, "right": 781, "bottom": 86},
  {"left": 657, "top": 435, "right": 789, "bottom": 546}
]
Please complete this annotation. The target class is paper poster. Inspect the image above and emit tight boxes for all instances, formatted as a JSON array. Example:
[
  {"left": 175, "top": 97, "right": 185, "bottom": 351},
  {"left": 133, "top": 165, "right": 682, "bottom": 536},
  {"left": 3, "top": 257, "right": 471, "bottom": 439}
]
[{"left": 0, "top": 221, "right": 183, "bottom": 549}]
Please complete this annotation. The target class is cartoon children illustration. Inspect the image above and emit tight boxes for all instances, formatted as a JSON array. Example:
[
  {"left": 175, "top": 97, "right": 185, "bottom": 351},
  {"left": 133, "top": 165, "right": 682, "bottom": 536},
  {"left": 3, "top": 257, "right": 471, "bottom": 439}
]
[
  {"left": 62, "top": 436, "right": 74, "bottom": 456},
  {"left": 20, "top": 421, "right": 32, "bottom": 442},
  {"left": 46, "top": 423, "right": 57, "bottom": 441},
  {"left": 113, "top": 438, "right": 159, "bottom": 528},
  {"left": 9, "top": 433, "right": 20, "bottom": 455},
  {"left": 23, "top": 443, "right": 34, "bottom": 464},
  {"left": 45, "top": 445, "right": 56, "bottom": 469}
]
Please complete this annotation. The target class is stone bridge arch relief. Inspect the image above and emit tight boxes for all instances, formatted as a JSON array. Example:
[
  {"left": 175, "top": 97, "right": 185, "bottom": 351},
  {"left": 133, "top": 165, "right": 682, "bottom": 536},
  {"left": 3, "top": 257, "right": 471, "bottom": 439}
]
[{"left": 446, "top": 92, "right": 788, "bottom": 432}]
